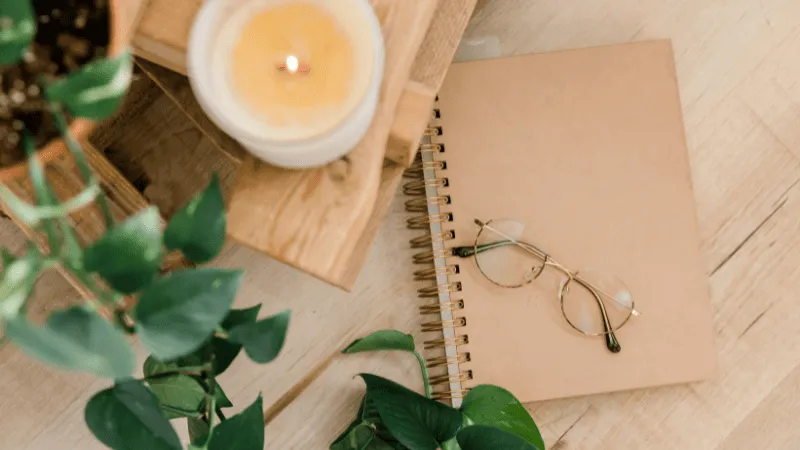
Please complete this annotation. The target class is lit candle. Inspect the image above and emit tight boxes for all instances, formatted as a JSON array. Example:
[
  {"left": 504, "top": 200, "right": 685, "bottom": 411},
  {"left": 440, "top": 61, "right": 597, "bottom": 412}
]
[{"left": 189, "top": 0, "right": 384, "bottom": 168}]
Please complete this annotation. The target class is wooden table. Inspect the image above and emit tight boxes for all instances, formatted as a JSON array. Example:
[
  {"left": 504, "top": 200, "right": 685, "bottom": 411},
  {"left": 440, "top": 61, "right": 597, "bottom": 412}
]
[{"left": 3, "top": 0, "right": 800, "bottom": 448}]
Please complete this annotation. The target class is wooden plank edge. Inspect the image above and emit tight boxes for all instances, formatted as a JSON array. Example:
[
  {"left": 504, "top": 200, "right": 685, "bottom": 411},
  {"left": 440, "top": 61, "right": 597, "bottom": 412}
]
[
  {"left": 338, "top": 161, "right": 406, "bottom": 289},
  {"left": 386, "top": 81, "right": 437, "bottom": 167},
  {"left": 133, "top": 34, "right": 188, "bottom": 75}
]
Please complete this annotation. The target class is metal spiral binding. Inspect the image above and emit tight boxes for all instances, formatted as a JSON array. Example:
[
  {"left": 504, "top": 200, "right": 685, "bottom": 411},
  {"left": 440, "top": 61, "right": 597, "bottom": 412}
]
[{"left": 403, "top": 102, "right": 472, "bottom": 403}]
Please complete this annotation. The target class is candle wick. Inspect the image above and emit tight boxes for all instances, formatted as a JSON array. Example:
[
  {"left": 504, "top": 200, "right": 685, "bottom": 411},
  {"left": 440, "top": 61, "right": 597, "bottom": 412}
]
[
  {"left": 286, "top": 55, "right": 299, "bottom": 73},
  {"left": 277, "top": 55, "right": 311, "bottom": 75}
]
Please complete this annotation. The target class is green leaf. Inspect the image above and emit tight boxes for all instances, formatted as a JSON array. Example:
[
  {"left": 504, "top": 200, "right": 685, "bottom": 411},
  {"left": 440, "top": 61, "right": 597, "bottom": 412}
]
[
  {"left": 135, "top": 268, "right": 244, "bottom": 360},
  {"left": 332, "top": 418, "right": 364, "bottom": 449},
  {"left": 214, "top": 384, "right": 233, "bottom": 408},
  {"left": 148, "top": 374, "right": 207, "bottom": 420},
  {"left": 144, "top": 354, "right": 232, "bottom": 410},
  {"left": 0, "top": 249, "right": 40, "bottom": 318},
  {"left": 228, "top": 309, "right": 290, "bottom": 364},
  {"left": 85, "top": 380, "right": 182, "bottom": 450},
  {"left": 213, "top": 304, "right": 262, "bottom": 374},
  {"left": 167, "top": 304, "right": 262, "bottom": 376},
  {"left": 84, "top": 207, "right": 163, "bottom": 294},
  {"left": 343, "top": 330, "right": 415, "bottom": 354},
  {"left": 456, "top": 425, "right": 541, "bottom": 450},
  {"left": 188, "top": 417, "right": 210, "bottom": 446},
  {"left": 366, "top": 438, "right": 403, "bottom": 450},
  {"left": 7, "top": 307, "right": 135, "bottom": 378},
  {"left": 360, "top": 374, "right": 462, "bottom": 450},
  {"left": 0, "top": 0, "right": 36, "bottom": 65},
  {"left": 22, "top": 133, "right": 61, "bottom": 251},
  {"left": 222, "top": 304, "right": 263, "bottom": 328},
  {"left": 330, "top": 423, "right": 375, "bottom": 450},
  {"left": 332, "top": 394, "right": 385, "bottom": 450},
  {"left": 208, "top": 395, "right": 264, "bottom": 450},
  {"left": 143, "top": 355, "right": 179, "bottom": 377},
  {"left": 356, "top": 393, "right": 396, "bottom": 444},
  {"left": 164, "top": 174, "right": 226, "bottom": 264},
  {"left": 460, "top": 385, "right": 543, "bottom": 450},
  {"left": 45, "top": 50, "right": 133, "bottom": 120}
]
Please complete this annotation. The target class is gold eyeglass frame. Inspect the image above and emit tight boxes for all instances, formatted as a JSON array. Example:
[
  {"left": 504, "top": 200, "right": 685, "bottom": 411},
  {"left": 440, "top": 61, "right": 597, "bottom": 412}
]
[{"left": 453, "top": 218, "right": 640, "bottom": 353}]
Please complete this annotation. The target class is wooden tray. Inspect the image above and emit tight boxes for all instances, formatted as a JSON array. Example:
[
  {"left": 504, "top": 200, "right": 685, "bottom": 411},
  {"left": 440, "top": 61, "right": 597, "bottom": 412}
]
[{"left": 131, "top": 0, "right": 476, "bottom": 289}]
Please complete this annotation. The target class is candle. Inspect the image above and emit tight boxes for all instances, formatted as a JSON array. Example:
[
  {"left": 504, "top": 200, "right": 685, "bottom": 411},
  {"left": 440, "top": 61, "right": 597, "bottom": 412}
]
[{"left": 189, "top": 0, "right": 384, "bottom": 168}]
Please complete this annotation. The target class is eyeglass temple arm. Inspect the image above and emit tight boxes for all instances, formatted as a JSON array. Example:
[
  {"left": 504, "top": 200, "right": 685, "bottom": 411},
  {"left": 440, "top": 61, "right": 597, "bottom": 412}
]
[
  {"left": 452, "top": 220, "right": 551, "bottom": 261},
  {"left": 574, "top": 277, "right": 622, "bottom": 353}
]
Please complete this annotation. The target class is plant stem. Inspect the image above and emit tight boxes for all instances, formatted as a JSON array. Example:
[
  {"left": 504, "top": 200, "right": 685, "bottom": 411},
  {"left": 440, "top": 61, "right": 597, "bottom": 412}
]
[
  {"left": 35, "top": 220, "right": 59, "bottom": 258},
  {"left": 41, "top": 256, "right": 60, "bottom": 271},
  {"left": 204, "top": 370, "right": 219, "bottom": 447},
  {"left": 215, "top": 406, "right": 227, "bottom": 422},
  {"left": 0, "top": 183, "right": 102, "bottom": 224},
  {"left": 214, "top": 326, "right": 229, "bottom": 339},
  {"left": 414, "top": 350, "right": 433, "bottom": 399},
  {"left": 54, "top": 216, "right": 81, "bottom": 262},
  {"left": 144, "top": 365, "right": 212, "bottom": 381},
  {"left": 58, "top": 252, "right": 123, "bottom": 307},
  {"left": 50, "top": 104, "right": 114, "bottom": 229},
  {"left": 23, "top": 133, "right": 61, "bottom": 256},
  {"left": 114, "top": 310, "right": 136, "bottom": 334},
  {"left": 161, "top": 405, "right": 202, "bottom": 419}
]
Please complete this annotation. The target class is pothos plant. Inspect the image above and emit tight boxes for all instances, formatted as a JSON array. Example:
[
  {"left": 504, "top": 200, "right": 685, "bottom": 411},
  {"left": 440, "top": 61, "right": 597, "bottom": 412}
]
[
  {"left": 0, "top": 3, "right": 287, "bottom": 450},
  {"left": 332, "top": 330, "right": 545, "bottom": 450}
]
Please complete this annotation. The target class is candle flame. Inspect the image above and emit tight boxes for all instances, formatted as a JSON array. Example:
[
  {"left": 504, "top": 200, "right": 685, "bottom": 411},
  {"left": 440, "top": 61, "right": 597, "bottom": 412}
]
[{"left": 285, "top": 55, "right": 300, "bottom": 74}]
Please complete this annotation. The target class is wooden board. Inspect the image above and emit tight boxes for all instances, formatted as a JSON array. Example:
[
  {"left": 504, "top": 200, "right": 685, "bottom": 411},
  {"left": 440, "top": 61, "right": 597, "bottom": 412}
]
[{"left": 6, "top": 2, "right": 800, "bottom": 449}]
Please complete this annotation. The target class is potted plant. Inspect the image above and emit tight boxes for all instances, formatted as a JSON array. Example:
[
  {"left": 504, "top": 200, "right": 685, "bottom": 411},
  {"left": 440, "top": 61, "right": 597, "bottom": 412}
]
[
  {"left": 1, "top": 1, "right": 288, "bottom": 449},
  {"left": 1, "top": 160, "right": 291, "bottom": 449},
  {"left": 0, "top": 0, "right": 131, "bottom": 181},
  {"left": 332, "top": 330, "right": 545, "bottom": 450}
]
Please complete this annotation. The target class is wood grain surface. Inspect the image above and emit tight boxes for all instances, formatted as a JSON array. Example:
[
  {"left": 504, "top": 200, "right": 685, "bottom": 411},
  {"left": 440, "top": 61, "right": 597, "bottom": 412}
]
[{"left": 3, "top": 1, "right": 800, "bottom": 449}]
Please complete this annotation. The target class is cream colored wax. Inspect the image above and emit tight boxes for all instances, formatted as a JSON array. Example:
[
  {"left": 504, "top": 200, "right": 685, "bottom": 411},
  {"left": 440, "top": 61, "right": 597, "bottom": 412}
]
[{"left": 230, "top": 2, "right": 356, "bottom": 138}]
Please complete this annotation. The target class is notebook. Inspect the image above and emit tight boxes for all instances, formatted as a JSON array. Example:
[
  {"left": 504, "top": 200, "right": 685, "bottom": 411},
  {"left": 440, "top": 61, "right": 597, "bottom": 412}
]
[{"left": 405, "top": 40, "right": 718, "bottom": 405}]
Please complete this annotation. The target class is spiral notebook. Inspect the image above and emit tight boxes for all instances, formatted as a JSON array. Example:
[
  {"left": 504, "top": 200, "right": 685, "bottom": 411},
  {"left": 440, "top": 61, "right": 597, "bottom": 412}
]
[{"left": 405, "top": 40, "right": 717, "bottom": 405}]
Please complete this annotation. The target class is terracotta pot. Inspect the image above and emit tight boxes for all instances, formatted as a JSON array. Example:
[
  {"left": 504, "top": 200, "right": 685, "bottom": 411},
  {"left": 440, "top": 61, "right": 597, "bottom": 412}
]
[{"left": 0, "top": 0, "right": 130, "bottom": 182}]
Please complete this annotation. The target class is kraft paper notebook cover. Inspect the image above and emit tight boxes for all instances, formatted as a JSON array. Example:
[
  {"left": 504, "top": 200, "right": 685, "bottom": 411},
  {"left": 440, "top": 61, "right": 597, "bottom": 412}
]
[{"left": 404, "top": 40, "right": 718, "bottom": 404}]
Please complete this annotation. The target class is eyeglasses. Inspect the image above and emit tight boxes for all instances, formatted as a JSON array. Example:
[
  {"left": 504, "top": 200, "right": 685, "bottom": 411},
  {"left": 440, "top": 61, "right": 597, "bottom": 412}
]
[{"left": 452, "top": 218, "right": 640, "bottom": 353}]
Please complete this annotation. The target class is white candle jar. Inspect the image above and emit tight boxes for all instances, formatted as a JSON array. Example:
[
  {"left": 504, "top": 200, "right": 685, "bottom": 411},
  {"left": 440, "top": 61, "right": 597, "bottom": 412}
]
[{"left": 188, "top": 0, "right": 385, "bottom": 168}]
